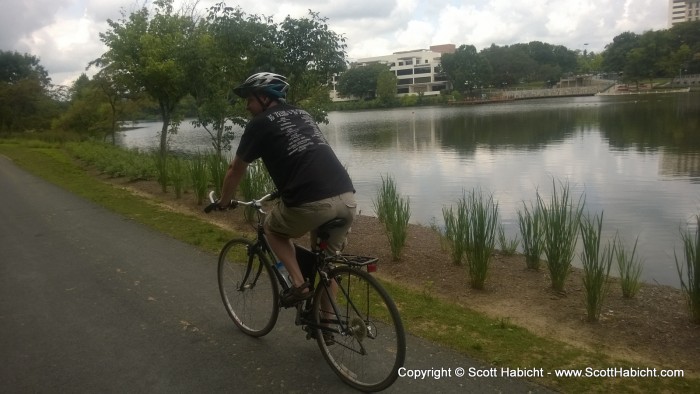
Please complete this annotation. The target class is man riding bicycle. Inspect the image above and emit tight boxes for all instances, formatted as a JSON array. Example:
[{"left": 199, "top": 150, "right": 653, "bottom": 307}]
[{"left": 217, "top": 72, "right": 356, "bottom": 305}]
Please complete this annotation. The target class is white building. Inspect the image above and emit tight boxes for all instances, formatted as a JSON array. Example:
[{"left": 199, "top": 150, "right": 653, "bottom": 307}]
[
  {"left": 331, "top": 44, "right": 456, "bottom": 101},
  {"left": 669, "top": 0, "right": 700, "bottom": 26}
]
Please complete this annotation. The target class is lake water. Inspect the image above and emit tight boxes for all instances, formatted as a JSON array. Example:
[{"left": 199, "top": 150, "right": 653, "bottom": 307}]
[{"left": 117, "top": 93, "right": 700, "bottom": 287}]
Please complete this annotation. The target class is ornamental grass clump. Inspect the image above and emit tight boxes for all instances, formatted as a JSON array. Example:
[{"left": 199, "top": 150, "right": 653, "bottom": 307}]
[
  {"left": 463, "top": 188, "right": 499, "bottom": 290},
  {"left": 497, "top": 224, "right": 519, "bottom": 256},
  {"left": 207, "top": 152, "right": 229, "bottom": 196},
  {"left": 152, "top": 150, "right": 169, "bottom": 193},
  {"left": 675, "top": 216, "right": 700, "bottom": 323},
  {"left": 373, "top": 175, "right": 411, "bottom": 261},
  {"left": 442, "top": 203, "right": 468, "bottom": 265},
  {"left": 517, "top": 201, "right": 545, "bottom": 270},
  {"left": 538, "top": 179, "right": 584, "bottom": 292},
  {"left": 187, "top": 151, "right": 209, "bottom": 205},
  {"left": 615, "top": 236, "right": 643, "bottom": 298},
  {"left": 580, "top": 212, "right": 614, "bottom": 322},
  {"left": 169, "top": 155, "right": 187, "bottom": 199},
  {"left": 239, "top": 159, "right": 274, "bottom": 201}
]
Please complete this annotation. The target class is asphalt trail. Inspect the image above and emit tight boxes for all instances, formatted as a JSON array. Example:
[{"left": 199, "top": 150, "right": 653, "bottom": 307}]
[{"left": 0, "top": 155, "right": 550, "bottom": 393}]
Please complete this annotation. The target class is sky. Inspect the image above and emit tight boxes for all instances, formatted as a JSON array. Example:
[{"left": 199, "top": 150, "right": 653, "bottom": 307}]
[{"left": 1, "top": 0, "right": 671, "bottom": 87}]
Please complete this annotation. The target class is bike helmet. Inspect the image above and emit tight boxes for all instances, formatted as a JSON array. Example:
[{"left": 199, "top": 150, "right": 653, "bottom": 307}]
[{"left": 233, "top": 72, "right": 289, "bottom": 100}]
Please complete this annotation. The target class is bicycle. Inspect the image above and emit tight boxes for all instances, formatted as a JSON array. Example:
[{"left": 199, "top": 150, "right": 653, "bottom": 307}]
[{"left": 204, "top": 191, "right": 406, "bottom": 392}]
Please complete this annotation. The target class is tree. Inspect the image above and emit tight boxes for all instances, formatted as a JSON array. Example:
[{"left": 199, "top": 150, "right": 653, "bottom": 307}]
[
  {"left": 274, "top": 11, "right": 348, "bottom": 123},
  {"left": 376, "top": 70, "right": 397, "bottom": 106},
  {"left": 441, "top": 44, "right": 492, "bottom": 94},
  {"left": 188, "top": 4, "right": 277, "bottom": 156},
  {"left": 336, "top": 63, "right": 390, "bottom": 99},
  {"left": 601, "top": 32, "right": 641, "bottom": 73},
  {"left": 93, "top": 0, "right": 197, "bottom": 156},
  {"left": 0, "top": 50, "right": 56, "bottom": 132}
]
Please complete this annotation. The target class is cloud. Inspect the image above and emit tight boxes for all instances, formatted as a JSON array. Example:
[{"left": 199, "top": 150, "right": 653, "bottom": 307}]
[{"left": 2, "top": 0, "right": 671, "bottom": 87}]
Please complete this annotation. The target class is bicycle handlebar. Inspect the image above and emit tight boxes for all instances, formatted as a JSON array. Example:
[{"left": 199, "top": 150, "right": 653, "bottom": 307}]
[{"left": 204, "top": 190, "right": 279, "bottom": 213}]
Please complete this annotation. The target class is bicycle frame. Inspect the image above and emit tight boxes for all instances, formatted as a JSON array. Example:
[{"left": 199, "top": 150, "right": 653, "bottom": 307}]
[{"left": 207, "top": 190, "right": 405, "bottom": 391}]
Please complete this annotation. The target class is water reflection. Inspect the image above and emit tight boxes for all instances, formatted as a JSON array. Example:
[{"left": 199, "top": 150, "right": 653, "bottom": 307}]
[{"left": 117, "top": 93, "right": 700, "bottom": 287}]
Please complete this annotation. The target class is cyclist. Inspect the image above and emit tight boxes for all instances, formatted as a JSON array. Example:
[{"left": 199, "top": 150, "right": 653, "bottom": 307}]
[{"left": 217, "top": 72, "right": 356, "bottom": 305}]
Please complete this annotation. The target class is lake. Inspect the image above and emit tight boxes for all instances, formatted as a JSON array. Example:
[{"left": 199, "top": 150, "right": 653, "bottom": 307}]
[{"left": 117, "top": 92, "right": 700, "bottom": 287}]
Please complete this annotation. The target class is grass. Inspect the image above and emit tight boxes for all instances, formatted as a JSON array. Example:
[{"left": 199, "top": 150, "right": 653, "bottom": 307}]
[
  {"left": 373, "top": 175, "right": 411, "bottom": 261},
  {"left": 497, "top": 223, "right": 519, "bottom": 255},
  {"left": 615, "top": 236, "right": 643, "bottom": 298},
  {"left": 538, "top": 179, "right": 584, "bottom": 292},
  {"left": 676, "top": 216, "right": 700, "bottom": 323},
  {"left": 517, "top": 200, "right": 545, "bottom": 270},
  {"left": 441, "top": 204, "right": 467, "bottom": 265},
  {"left": 2, "top": 140, "right": 698, "bottom": 393},
  {"left": 463, "top": 188, "right": 499, "bottom": 290},
  {"left": 579, "top": 212, "right": 614, "bottom": 322}
]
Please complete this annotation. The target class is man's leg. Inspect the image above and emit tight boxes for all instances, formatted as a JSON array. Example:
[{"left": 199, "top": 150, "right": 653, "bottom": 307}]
[{"left": 264, "top": 226, "right": 307, "bottom": 289}]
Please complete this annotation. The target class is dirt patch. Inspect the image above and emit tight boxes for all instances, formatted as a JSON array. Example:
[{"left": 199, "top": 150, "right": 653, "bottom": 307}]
[{"left": 107, "top": 175, "right": 700, "bottom": 375}]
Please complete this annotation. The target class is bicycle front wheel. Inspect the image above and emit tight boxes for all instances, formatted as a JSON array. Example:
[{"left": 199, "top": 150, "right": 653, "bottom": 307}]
[
  {"left": 218, "top": 238, "right": 279, "bottom": 337},
  {"left": 313, "top": 266, "right": 406, "bottom": 392}
]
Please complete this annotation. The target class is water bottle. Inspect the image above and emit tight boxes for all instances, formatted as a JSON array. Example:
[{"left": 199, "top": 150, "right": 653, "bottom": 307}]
[{"left": 275, "top": 260, "right": 291, "bottom": 287}]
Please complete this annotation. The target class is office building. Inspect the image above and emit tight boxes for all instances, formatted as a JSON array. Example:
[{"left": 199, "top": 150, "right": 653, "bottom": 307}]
[
  {"left": 669, "top": 0, "right": 700, "bottom": 25},
  {"left": 331, "top": 44, "right": 455, "bottom": 100}
]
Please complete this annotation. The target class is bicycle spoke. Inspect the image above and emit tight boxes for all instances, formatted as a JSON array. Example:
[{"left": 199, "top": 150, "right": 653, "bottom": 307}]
[
  {"left": 313, "top": 266, "right": 405, "bottom": 391},
  {"left": 218, "top": 239, "right": 279, "bottom": 337}
]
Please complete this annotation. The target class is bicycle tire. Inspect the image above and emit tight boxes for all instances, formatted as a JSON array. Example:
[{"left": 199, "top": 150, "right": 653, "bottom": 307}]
[
  {"left": 218, "top": 238, "right": 279, "bottom": 337},
  {"left": 312, "top": 266, "right": 406, "bottom": 392}
]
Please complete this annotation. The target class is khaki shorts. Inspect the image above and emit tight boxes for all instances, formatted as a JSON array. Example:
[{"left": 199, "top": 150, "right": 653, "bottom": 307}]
[{"left": 265, "top": 192, "right": 356, "bottom": 253}]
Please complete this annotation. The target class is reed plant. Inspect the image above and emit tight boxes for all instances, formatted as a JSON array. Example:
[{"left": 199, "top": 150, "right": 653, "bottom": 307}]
[
  {"left": 373, "top": 175, "right": 411, "bottom": 261},
  {"left": 207, "top": 152, "right": 229, "bottom": 196},
  {"left": 463, "top": 188, "right": 499, "bottom": 290},
  {"left": 442, "top": 205, "right": 468, "bottom": 265},
  {"left": 239, "top": 159, "right": 273, "bottom": 200},
  {"left": 675, "top": 216, "right": 700, "bottom": 323},
  {"left": 187, "top": 151, "right": 209, "bottom": 205},
  {"left": 152, "top": 150, "right": 168, "bottom": 193},
  {"left": 169, "top": 156, "right": 187, "bottom": 199},
  {"left": 497, "top": 224, "right": 519, "bottom": 255},
  {"left": 580, "top": 212, "right": 614, "bottom": 322},
  {"left": 538, "top": 179, "right": 584, "bottom": 292},
  {"left": 615, "top": 236, "right": 643, "bottom": 298},
  {"left": 517, "top": 201, "right": 545, "bottom": 270}
]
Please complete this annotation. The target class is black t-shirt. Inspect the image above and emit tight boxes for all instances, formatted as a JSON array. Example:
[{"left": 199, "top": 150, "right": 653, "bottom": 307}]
[{"left": 236, "top": 104, "right": 354, "bottom": 206}]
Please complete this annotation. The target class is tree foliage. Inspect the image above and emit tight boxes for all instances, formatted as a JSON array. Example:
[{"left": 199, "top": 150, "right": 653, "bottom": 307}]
[
  {"left": 0, "top": 50, "right": 58, "bottom": 132},
  {"left": 93, "top": 0, "right": 198, "bottom": 156},
  {"left": 440, "top": 45, "right": 492, "bottom": 94},
  {"left": 336, "top": 63, "right": 390, "bottom": 99},
  {"left": 601, "top": 21, "right": 700, "bottom": 82}
]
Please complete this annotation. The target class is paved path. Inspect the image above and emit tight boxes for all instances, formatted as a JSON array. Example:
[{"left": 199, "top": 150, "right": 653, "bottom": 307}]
[{"left": 0, "top": 155, "right": 551, "bottom": 393}]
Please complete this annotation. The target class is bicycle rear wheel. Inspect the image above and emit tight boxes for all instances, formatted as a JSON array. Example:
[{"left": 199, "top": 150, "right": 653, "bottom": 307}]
[
  {"left": 313, "top": 266, "right": 406, "bottom": 392},
  {"left": 218, "top": 238, "right": 279, "bottom": 337}
]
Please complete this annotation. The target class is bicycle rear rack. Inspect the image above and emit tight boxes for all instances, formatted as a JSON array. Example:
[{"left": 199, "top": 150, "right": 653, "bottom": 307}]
[{"left": 332, "top": 255, "right": 378, "bottom": 272}]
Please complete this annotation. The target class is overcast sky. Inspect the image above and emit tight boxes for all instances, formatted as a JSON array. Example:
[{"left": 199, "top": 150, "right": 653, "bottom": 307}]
[{"left": 1, "top": 0, "right": 670, "bottom": 86}]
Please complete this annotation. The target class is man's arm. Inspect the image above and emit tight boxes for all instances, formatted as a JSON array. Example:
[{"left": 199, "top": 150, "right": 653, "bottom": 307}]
[{"left": 218, "top": 155, "right": 249, "bottom": 208}]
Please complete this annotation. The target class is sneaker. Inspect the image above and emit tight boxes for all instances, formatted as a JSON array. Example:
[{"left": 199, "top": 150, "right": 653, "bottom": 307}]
[{"left": 281, "top": 281, "right": 314, "bottom": 306}]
